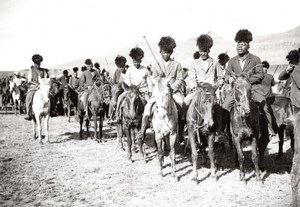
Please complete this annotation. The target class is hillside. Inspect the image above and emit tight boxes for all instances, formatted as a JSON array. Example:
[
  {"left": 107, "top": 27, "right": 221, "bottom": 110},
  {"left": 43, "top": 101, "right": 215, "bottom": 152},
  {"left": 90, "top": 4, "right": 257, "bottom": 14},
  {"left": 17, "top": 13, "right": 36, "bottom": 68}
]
[{"left": 51, "top": 26, "right": 300, "bottom": 75}]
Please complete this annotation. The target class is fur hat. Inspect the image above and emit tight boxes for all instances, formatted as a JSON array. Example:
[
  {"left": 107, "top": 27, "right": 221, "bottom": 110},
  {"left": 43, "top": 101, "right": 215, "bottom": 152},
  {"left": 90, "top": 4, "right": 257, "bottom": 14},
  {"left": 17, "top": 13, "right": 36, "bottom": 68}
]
[
  {"left": 218, "top": 53, "right": 230, "bottom": 64},
  {"left": 84, "top": 59, "right": 93, "bottom": 65},
  {"left": 234, "top": 29, "right": 253, "bottom": 43},
  {"left": 262, "top": 61, "right": 270, "bottom": 69},
  {"left": 158, "top": 36, "right": 176, "bottom": 53},
  {"left": 81, "top": 66, "right": 87, "bottom": 71},
  {"left": 94, "top": 62, "right": 100, "bottom": 68},
  {"left": 63, "top": 70, "right": 68, "bottom": 75},
  {"left": 129, "top": 47, "right": 144, "bottom": 60},
  {"left": 196, "top": 34, "right": 213, "bottom": 51},
  {"left": 286, "top": 50, "right": 300, "bottom": 63},
  {"left": 32, "top": 54, "right": 43, "bottom": 64},
  {"left": 115, "top": 55, "right": 127, "bottom": 68},
  {"left": 73, "top": 67, "right": 79, "bottom": 72}
]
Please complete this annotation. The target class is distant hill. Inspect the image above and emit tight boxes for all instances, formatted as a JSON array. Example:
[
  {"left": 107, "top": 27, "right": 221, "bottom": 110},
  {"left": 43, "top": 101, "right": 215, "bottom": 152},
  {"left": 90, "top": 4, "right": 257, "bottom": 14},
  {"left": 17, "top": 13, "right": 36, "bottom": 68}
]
[{"left": 50, "top": 26, "right": 300, "bottom": 75}]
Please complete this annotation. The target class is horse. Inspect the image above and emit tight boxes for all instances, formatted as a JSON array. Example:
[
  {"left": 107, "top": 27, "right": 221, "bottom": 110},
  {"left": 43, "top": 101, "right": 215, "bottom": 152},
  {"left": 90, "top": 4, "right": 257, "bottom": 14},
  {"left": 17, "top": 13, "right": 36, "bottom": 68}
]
[
  {"left": 186, "top": 82, "right": 218, "bottom": 182},
  {"left": 62, "top": 84, "right": 78, "bottom": 122},
  {"left": 110, "top": 83, "right": 124, "bottom": 149},
  {"left": 101, "top": 82, "right": 112, "bottom": 119},
  {"left": 78, "top": 91, "right": 91, "bottom": 140},
  {"left": 230, "top": 74, "right": 262, "bottom": 183},
  {"left": 0, "top": 77, "right": 12, "bottom": 111},
  {"left": 266, "top": 95, "right": 294, "bottom": 159},
  {"left": 31, "top": 77, "right": 51, "bottom": 144},
  {"left": 150, "top": 76, "right": 178, "bottom": 179},
  {"left": 121, "top": 83, "right": 145, "bottom": 162},
  {"left": 9, "top": 81, "right": 27, "bottom": 115},
  {"left": 89, "top": 83, "right": 107, "bottom": 143}
]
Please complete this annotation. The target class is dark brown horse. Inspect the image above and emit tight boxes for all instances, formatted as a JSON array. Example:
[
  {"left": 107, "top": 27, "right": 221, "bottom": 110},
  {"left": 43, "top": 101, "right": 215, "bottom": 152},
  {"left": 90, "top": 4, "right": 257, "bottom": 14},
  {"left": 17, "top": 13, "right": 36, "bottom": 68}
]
[
  {"left": 110, "top": 83, "right": 124, "bottom": 149},
  {"left": 230, "top": 74, "right": 262, "bottom": 183},
  {"left": 186, "top": 82, "right": 218, "bottom": 182},
  {"left": 63, "top": 84, "right": 78, "bottom": 122},
  {"left": 122, "top": 83, "right": 145, "bottom": 162},
  {"left": 89, "top": 84, "right": 107, "bottom": 143}
]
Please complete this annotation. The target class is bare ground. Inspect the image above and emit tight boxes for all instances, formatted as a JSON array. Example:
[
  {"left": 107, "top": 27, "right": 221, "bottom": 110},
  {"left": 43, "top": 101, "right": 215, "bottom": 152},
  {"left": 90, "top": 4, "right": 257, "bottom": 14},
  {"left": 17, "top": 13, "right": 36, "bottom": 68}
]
[{"left": 0, "top": 114, "right": 294, "bottom": 207}]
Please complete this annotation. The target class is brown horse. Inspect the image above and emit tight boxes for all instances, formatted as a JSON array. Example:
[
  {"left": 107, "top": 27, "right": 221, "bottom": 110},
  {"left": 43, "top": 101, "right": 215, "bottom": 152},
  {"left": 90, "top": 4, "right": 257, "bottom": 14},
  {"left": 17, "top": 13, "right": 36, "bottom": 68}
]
[
  {"left": 122, "top": 83, "right": 145, "bottom": 162},
  {"left": 186, "top": 82, "right": 218, "bottom": 183},
  {"left": 110, "top": 83, "right": 124, "bottom": 149},
  {"left": 150, "top": 76, "right": 178, "bottom": 179},
  {"left": 230, "top": 74, "right": 262, "bottom": 183},
  {"left": 63, "top": 84, "right": 78, "bottom": 122},
  {"left": 89, "top": 84, "right": 107, "bottom": 143}
]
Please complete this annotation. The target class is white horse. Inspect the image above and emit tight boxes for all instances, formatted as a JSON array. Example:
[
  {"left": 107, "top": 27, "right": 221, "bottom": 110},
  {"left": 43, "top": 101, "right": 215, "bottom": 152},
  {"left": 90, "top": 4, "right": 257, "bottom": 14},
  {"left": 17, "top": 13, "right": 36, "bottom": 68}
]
[
  {"left": 150, "top": 76, "right": 178, "bottom": 180},
  {"left": 32, "top": 77, "right": 51, "bottom": 144},
  {"left": 9, "top": 80, "right": 22, "bottom": 115}
]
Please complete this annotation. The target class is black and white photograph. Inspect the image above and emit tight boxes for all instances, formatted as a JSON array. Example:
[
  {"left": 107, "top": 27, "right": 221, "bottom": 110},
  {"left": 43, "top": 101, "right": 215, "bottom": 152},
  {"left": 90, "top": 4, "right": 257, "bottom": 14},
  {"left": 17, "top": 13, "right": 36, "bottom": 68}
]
[{"left": 0, "top": 0, "right": 300, "bottom": 206}]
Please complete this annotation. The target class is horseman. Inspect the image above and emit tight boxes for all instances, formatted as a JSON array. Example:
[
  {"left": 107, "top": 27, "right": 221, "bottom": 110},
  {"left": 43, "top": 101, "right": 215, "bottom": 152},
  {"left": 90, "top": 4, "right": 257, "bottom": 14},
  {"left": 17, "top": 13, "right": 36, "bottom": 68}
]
[
  {"left": 68, "top": 67, "right": 80, "bottom": 92},
  {"left": 112, "top": 55, "right": 127, "bottom": 85},
  {"left": 278, "top": 49, "right": 300, "bottom": 116},
  {"left": 12, "top": 71, "right": 27, "bottom": 107},
  {"left": 58, "top": 70, "right": 70, "bottom": 89},
  {"left": 115, "top": 47, "right": 152, "bottom": 122},
  {"left": 24, "top": 54, "right": 57, "bottom": 120},
  {"left": 79, "top": 58, "right": 101, "bottom": 121},
  {"left": 219, "top": 29, "right": 277, "bottom": 143},
  {"left": 183, "top": 34, "right": 224, "bottom": 137},
  {"left": 137, "top": 36, "right": 184, "bottom": 140}
]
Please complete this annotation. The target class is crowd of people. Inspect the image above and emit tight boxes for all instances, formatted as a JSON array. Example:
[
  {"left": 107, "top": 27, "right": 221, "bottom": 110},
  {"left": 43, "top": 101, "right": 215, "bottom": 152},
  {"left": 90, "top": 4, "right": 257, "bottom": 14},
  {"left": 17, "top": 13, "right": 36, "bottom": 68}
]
[{"left": 4, "top": 28, "right": 300, "bottom": 145}]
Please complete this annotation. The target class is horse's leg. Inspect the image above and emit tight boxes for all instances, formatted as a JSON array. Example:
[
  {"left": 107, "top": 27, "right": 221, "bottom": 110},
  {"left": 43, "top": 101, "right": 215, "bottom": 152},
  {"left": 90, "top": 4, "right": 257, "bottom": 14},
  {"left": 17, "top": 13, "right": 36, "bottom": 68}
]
[
  {"left": 37, "top": 116, "right": 43, "bottom": 144},
  {"left": 93, "top": 113, "right": 97, "bottom": 140},
  {"left": 251, "top": 137, "right": 262, "bottom": 182},
  {"left": 99, "top": 116, "right": 103, "bottom": 143},
  {"left": 169, "top": 131, "right": 178, "bottom": 180},
  {"left": 86, "top": 119, "right": 90, "bottom": 137},
  {"left": 277, "top": 125, "right": 285, "bottom": 159},
  {"left": 68, "top": 103, "right": 71, "bottom": 122},
  {"left": 117, "top": 123, "right": 124, "bottom": 150},
  {"left": 79, "top": 113, "right": 83, "bottom": 139},
  {"left": 137, "top": 127, "right": 145, "bottom": 162},
  {"left": 32, "top": 119, "right": 37, "bottom": 139},
  {"left": 208, "top": 133, "right": 217, "bottom": 179},
  {"left": 45, "top": 115, "right": 50, "bottom": 143},
  {"left": 131, "top": 127, "right": 136, "bottom": 153},
  {"left": 292, "top": 153, "right": 300, "bottom": 207},
  {"left": 125, "top": 126, "right": 132, "bottom": 162},
  {"left": 188, "top": 129, "right": 198, "bottom": 182},
  {"left": 233, "top": 137, "right": 245, "bottom": 182},
  {"left": 156, "top": 133, "right": 164, "bottom": 177}
]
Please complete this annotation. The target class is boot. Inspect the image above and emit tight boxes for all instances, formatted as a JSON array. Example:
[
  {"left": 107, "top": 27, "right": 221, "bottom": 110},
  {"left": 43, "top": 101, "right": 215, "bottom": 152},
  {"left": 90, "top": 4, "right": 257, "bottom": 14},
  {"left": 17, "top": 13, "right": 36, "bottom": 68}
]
[
  {"left": 24, "top": 114, "right": 32, "bottom": 121},
  {"left": 137, "top": 115, "right": 150, "bottom": 140},
  {"left": 215, "top": 109, "right": 230, "bottom": 143}
]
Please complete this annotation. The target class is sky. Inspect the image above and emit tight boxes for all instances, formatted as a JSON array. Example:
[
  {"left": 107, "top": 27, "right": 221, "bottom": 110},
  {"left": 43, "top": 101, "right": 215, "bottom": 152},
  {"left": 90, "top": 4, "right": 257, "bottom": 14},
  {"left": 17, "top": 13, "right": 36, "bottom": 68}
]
[{"left": 0, "top": 0, "right": 299, "bottom": 71}]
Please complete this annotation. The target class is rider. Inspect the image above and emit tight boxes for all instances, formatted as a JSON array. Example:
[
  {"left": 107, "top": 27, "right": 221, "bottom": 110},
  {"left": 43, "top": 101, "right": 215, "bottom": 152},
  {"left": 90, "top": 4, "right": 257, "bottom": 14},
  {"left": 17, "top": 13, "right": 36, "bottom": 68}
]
[
  {"left": 112, "top": 55, "right": 127, "bottom": 85},
  {"left": 24, "top": 54, "right": 57, "bottom": 120},
  {"left": 183, "top": 34, "right": 224, "bottom": 136},
  {"left": 137, "top": 36, "right": 184, "bottom": 140},
  {"left": 115, "top": 47, "right": 151, "bottom": 122},
  {"left": 219, "top": 29, "right": 277, "bottom": 143},
  {"left": 79, "top": 59, "right": 101, "bottom": 121},
  {"left": 68, "top": 67, "right": 80, "bottom": 92}
]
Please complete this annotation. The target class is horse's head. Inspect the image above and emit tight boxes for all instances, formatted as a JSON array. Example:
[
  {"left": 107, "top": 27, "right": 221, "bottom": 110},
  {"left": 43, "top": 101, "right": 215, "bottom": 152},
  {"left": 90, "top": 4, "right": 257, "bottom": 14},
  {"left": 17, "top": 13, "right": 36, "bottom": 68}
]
[
  {"left": 150, "top": 76, "right": 173, "bottom": 119},
  {"left": 111, "top": 83, "right": 123, "bottom": 107},
  {"left": 196, "top": 82, "right": 217, "bottom": 128},
  {"left": 38, "top": 77, "right": 51, "bottom": 102},
  {"left": 101, "top": 83, "right": 112, "bottom": 104},
  {"left": 63, "top": 84, "right": 70, "bottom": 101},
  {"left": 233, "top": 75, "right": 251, "bottom": 116},
  {"left": 123, "top": 83, "right": 143, "bottom": 120}
]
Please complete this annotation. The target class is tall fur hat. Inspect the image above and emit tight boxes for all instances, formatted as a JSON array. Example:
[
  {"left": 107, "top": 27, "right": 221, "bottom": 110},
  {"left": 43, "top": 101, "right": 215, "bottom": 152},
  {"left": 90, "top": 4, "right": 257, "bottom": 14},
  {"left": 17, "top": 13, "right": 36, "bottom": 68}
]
[
  {"left": 234, "top": 29, "right": 253, "bottom": 43},
  {"left": 129, "top": 47, "right": 144, "bottom": 60},
  {"left": 32, "top": 54, "right": 43, "bottom": 64},
  {"left": 262, "top": 61, "right": 270, "bottom": 69},
  {"left": 84, "top": 58, "right": 93, "bottom": 65},
  {"left": 73, "top": 67, "right": 79, "bottom": 72},
  {"left": 286, "top": 50, "right": 300, "bottom": 63},
  {"left": 158, "top": 36, "right": 176, "bottom": 53},
  {"left": 196, "top": 34, "right": 213, "bottom": 51},
  {"left": 94, "top": 62, "right": 100, "bottom": 68},
  {"left": 115, "top": 55, "right": 127, "bottom": 68},
  {"left": 218, "top": 53, "right": 230, "bottom": 63},
  {"left": 193, "top": 51, "right": 200, "bottom": 59}
]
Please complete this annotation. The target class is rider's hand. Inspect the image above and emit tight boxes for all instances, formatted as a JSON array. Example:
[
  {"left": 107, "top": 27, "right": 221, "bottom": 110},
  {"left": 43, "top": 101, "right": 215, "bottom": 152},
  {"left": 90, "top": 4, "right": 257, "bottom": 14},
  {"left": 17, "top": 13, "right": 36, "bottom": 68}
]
[{"left": 286, "top": 64, "right": 295, "bottom": 73}]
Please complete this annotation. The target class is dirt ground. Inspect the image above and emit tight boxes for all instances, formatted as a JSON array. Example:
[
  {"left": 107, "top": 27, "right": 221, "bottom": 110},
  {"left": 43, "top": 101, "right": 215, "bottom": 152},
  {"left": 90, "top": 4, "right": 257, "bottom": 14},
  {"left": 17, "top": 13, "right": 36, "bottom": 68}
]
[{"left": 0, "top": 113, "right": 294, "bottom": 207}]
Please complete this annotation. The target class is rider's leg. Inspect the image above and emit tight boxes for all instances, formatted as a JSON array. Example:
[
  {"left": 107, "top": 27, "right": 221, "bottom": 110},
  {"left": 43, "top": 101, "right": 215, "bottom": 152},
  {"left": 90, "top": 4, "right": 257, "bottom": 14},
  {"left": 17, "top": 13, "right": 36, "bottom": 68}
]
[
  {"left": 24, "top": 90, "right": 35, "bottom": 120},
  {"left": 115, "top": 91, "right": 127, "bottom": 121},
  {"left": 137, "top": 97, "right": 156, "bottom": 139}
]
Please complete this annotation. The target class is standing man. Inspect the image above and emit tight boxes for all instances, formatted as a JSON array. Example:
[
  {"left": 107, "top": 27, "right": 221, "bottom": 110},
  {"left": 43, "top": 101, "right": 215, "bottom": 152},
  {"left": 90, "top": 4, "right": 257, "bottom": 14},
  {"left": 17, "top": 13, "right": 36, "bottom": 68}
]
[
  {"left": 69, "top": 67, "right": 80, "bottom": 91},
  {"left": 220, "top": 29, "right": 277, "bottom": 142}
]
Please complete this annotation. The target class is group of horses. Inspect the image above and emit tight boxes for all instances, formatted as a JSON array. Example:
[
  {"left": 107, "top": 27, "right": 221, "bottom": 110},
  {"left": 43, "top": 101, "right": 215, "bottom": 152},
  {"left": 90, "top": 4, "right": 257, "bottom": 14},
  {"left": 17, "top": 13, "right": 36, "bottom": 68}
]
[{"left": 5, "top": 73, "right": 299, "bottom": 204}]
